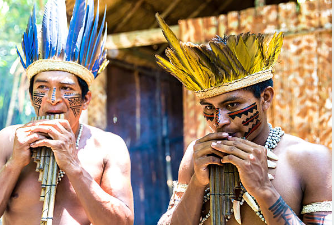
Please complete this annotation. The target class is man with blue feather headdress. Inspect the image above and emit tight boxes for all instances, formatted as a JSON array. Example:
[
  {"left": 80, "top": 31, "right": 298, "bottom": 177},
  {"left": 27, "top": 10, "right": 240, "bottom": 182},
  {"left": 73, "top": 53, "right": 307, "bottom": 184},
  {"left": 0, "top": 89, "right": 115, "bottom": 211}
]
[{"left": 0, "top": 0, "right": 134, "bottom": 224}]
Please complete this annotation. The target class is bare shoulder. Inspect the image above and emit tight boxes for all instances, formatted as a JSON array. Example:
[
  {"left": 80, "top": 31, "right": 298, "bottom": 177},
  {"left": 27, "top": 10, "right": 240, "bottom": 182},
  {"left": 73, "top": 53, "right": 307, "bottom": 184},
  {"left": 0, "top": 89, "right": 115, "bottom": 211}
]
[
  {"left": 178, "top": 140, "right": 196, "bottom": 184},
  {"left": 0, "top": 124, "right": 22, "bottom": 162},
  {"left": 83, "top": 125, "right": 130, "bottom": 166},
  {"left": 278, "top": 134, "right": 331, "bottom": 166},
  {"left": 278, "top": 134, "right": 331, "bottom": 203}
]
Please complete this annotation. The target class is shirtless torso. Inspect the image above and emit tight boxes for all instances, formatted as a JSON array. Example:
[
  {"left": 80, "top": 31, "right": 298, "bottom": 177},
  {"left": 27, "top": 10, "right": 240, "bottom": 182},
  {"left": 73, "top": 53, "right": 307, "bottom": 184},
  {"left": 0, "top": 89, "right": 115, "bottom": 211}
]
[
  {"left": 180, "top": 134, "right": 331, "bottom": 225},
  {"left": 1, "top": 123, "right": 133, "bottom": 225},
  {"left": 0, "top": 125, "right": 133, "bottom": 225},
  {"left": 158, "top": 88, "right": 332, "bottom": 225}
]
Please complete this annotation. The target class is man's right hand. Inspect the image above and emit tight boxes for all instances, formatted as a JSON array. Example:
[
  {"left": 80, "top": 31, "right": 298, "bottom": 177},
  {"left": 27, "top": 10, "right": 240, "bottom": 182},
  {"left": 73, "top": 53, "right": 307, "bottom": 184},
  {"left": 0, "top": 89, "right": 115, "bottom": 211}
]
[
  {"left": 192, "top": 132, "right": 230, "bottom": 187},
  {"left": 12, "top": 124, "right": 47, "bottom": 169}
]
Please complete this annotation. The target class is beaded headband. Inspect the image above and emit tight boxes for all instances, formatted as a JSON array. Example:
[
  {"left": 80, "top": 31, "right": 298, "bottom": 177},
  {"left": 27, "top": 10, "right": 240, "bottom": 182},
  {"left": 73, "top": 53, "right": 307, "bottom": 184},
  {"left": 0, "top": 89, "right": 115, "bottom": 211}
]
[
  {"left": 155, "top": 14, "right": 283, "bottom": 99},
  {"left": 17, "top": 0, "right": 109, "bottom": 86}
]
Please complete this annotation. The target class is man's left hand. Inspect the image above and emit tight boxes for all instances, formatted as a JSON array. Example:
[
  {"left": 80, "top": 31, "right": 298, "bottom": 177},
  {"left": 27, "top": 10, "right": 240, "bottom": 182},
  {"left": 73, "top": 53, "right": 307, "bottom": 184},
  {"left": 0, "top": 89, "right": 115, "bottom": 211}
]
[{"left": 211, "top": 136, "right": 273, "bottom": 197}]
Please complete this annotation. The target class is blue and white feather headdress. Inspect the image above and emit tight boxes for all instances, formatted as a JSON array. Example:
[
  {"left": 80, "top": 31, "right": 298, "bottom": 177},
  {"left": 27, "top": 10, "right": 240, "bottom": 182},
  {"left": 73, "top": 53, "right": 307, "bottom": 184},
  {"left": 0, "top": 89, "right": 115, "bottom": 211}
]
[{"left": 17, "top": 0, "right": 109, "bottom": 86}]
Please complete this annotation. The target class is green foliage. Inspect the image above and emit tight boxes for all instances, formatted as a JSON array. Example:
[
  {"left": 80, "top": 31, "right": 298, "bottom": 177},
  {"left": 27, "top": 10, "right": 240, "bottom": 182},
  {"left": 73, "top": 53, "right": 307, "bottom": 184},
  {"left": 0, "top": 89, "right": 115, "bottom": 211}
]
[{"left": 0, "top": 0, "right": 46, "bottom": 130}]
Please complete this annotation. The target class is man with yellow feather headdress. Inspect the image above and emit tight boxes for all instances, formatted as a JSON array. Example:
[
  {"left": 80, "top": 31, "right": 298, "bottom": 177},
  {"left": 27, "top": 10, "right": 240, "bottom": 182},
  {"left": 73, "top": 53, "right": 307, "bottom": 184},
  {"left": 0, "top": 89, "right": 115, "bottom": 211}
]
[
  {"left": 0, "top": 0, "right": 133, "bottom": 224},
  {"left": 155, "top": 14, "right": 332, "bottom": 225}
]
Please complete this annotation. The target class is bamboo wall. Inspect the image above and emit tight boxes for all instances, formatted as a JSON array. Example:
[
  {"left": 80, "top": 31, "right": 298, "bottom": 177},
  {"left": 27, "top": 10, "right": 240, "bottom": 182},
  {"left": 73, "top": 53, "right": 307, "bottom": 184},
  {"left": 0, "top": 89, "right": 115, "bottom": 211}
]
[{"left": 181, "top": 0, "right": 332, "bottom": 149}]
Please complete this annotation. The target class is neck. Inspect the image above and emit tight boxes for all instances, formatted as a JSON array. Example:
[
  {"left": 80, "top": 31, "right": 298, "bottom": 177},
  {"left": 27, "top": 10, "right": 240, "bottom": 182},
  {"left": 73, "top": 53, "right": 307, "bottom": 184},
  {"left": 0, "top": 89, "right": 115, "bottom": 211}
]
[
  {"left": 251, "top": 122, "right": 270, "bottom": 146},
  {"left": 72, "top": 122, "right": 81, "bottom": 139}
]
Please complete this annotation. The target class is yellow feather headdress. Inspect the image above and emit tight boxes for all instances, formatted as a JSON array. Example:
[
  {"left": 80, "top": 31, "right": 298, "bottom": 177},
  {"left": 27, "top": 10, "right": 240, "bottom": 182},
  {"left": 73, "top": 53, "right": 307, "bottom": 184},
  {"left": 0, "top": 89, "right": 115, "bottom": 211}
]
[{"left": 155, "top": 13, "right": 283, "bottom": 99}]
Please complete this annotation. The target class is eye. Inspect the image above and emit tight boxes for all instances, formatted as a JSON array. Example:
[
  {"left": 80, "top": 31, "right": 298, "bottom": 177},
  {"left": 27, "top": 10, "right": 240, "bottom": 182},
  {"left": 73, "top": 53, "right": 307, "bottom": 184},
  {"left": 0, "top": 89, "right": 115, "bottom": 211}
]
[
  {"left": 36, "top": 85, "right": 48, "bottom": 90},
  {"left": 204, "top": 105, "right": 214, "bottom": 110},
  {"left": 226, "top": 102, "right": 239, "bottom": 110},
  {"left": 62, "top": 86, "right": 73, "bottom": 91}
]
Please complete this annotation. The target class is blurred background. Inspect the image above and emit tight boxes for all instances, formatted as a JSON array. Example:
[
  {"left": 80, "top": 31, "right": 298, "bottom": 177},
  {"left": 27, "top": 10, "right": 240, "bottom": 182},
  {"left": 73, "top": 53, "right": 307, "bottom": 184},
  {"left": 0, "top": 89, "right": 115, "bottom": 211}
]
[{"left": 0, "top": 0, "right": 331, "bottom": 224}]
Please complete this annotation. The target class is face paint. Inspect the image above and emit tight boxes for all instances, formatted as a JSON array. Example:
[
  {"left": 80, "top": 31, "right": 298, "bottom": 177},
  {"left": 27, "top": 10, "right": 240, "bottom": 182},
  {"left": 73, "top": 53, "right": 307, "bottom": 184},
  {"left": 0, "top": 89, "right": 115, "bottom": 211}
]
[
  {"left": 51, "top": 87, "right": 56, "bottom": 103},
  {"left": 228, "top": 102, "right": 257, "bottom": 120},
  {"left": 215, "top": 108, "right": 220, "bottom": 127},
  {"left": 242, "top": 111, "right": 259, "bottom": 126},
  {"left": 32, "top": 91, "right": 45, "bottom": 116},
  {"left": 203, "top": 112, "right": 214, "bottom": 122},
  {"left": 244, "top": 119, "right": 261, "bottom": 138},
  {"left": 64, "top": 93, "right": 82, "bottom": 117}
]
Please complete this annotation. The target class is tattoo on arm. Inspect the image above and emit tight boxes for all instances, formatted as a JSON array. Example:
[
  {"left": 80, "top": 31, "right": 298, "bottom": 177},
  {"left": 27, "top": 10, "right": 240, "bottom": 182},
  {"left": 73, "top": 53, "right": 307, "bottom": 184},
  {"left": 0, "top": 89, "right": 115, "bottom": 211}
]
[
  {"left": 269, "top": 196, "right": 303, "bottom": 225},
  {"left": 303, "top": 212, "right": 332, "bottom": 225}
]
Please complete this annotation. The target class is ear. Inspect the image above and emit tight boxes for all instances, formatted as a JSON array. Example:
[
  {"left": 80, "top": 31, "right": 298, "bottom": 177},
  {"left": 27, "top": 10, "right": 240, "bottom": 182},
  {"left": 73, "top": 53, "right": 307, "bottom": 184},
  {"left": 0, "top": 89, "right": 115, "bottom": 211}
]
[
  {"left": 261, "top": 86, "right": 274, "bottom": 111},
  {"left": 82, "top": 91, "right": 92, "bottom": 110}
]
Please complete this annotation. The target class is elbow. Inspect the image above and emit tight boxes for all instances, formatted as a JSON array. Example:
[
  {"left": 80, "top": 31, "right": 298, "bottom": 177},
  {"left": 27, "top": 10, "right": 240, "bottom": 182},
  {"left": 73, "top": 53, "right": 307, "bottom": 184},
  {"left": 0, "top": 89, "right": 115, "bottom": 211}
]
[{"left": 124, "top": 207, "right": 134, "bottom": 225}]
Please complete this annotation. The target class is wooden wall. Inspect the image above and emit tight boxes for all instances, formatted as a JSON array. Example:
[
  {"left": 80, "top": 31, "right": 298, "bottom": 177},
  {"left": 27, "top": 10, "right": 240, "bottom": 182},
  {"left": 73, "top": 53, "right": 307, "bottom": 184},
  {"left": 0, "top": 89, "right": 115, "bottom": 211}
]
[
  {"left": 180, "top": 0, "right": 332, "bottom": 149},
  {"left": 105, "top": 62, "right": 184, "bottom": 225}
]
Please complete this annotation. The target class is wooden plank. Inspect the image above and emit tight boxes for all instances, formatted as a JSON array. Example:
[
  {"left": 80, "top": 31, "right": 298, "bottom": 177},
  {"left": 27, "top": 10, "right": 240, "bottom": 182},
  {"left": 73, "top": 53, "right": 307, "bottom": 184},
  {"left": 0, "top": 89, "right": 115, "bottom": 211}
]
[{"left": 105, "top": 25, "right": 179, "bottom": 49}]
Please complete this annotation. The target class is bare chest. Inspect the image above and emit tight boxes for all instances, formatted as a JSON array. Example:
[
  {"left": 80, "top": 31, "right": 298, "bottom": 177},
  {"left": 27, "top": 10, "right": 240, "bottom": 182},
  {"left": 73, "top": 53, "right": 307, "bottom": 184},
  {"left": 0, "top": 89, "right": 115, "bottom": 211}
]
[
  {"left": 4, "top": 149, "right": 104, "bottom": 225},
  {"left": 202, "top": 156, "right": 303, "bottom": 225}
]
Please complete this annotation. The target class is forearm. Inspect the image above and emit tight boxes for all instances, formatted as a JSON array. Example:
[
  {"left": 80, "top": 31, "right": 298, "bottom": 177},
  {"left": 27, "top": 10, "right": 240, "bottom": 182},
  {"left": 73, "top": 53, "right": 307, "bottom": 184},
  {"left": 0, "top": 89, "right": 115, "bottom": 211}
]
[
  {"left": 255, "top": 187, "right": 305, "bottom": 225},
  {"left": 66, "top": 167, "right": 133, "bottom": 225},
  {"left": 167, "top": 175, "right": 206, "bottom": 225},
  {"left": 0, "top": 158, "right": 23, "bottom": 215}
]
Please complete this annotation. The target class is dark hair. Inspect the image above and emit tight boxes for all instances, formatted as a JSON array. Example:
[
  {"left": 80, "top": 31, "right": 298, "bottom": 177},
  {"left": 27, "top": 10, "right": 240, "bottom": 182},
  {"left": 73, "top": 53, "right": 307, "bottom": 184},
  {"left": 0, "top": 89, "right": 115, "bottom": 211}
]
[
  {"left": 29, "top": 75, "right": 89, "bottom": 100},
  {"left": 242, "top": 78, "right": 273, "bottom": 98}
]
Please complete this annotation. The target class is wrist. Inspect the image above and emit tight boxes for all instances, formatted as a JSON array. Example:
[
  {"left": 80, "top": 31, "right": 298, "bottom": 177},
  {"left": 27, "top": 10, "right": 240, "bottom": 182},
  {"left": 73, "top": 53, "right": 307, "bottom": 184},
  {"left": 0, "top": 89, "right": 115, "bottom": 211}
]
[
  {"left": 251, "top": 185, "right": 280, "bottom": 208},
  {"left": 8, "top": 156, "right": 27, "bottom": 171},
  {"left": 191, "top": 174, "right": 208, "bottom": 190}
]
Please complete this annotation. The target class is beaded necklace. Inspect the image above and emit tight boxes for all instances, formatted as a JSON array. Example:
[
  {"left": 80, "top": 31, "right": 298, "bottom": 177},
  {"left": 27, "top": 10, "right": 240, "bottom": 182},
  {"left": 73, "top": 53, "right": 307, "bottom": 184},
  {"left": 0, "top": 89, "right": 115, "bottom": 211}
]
[
  {"left": 57, "top": 123, "right": 83, "bottom": 184},
  {"left": 199, "top": 123, "right": 284, "bottom": 225}
]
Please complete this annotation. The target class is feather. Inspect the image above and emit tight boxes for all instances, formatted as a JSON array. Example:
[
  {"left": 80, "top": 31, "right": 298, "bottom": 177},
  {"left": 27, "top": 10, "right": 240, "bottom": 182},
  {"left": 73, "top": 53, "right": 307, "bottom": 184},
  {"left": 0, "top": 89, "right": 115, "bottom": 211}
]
[
  {"left": 42, "top": 0, "right": 51, "bottom": 59},
  {"left": 65, "top": 0, "right": 86, "bottom": 61},
  {"left": 16, "top": 47, "right": 26, "bottom": 69},
  {"left": 50, "top": 0, "right": 58, "bottom": 58},
  {"left": 155, "top": 13, "right": 195, "bottom": 75},
  {"left": 84, "top": 0, "right": 100, "bottom": 66},
  {"left": 57, "top": 0, "right": 68, "bottom": 57},
  {"left": 92, "top": 22, "right": 108, "bottom": 76},
  {"left": 87, "top": 7, "right": 106, "bottom": 70},
  {"left": 79, "top": 0, "right": 94, "bottom": 64},
  {"left": 235, "top": 37, "right": 251, "bottom": 72}
]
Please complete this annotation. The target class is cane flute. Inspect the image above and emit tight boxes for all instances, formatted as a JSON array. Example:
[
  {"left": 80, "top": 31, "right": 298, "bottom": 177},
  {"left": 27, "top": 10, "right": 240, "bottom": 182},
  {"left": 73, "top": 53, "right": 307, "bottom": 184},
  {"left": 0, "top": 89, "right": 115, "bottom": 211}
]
[
  {"left": 209, "top": 163, "right": 240, "bottom": 225},
  {"left": 31, "top": 114, "right": 64, "bottom": 225}
]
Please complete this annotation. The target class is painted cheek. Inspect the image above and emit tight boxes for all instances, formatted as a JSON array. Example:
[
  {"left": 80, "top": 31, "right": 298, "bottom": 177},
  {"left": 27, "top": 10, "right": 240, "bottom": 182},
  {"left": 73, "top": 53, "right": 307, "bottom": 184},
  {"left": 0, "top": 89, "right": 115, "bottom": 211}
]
[
  {"left": 63, "top": 93, "right": 82, "bottom": 117},
  {"left": 227, "top": 102, "right": 261, "bottom": 139},
  {"left": 203, "top": 112, "right": 214, "bottom": 122},
  {"left": 32, "top": 91, "right": 46, "bottom": 116}
]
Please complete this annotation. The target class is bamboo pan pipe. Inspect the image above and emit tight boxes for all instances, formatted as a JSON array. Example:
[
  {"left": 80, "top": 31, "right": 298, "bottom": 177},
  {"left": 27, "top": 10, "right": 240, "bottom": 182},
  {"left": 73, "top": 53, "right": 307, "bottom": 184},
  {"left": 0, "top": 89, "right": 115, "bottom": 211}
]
[
  {"left": 31, "top": 114, "right": 64, "bottom": 225},
  {"left": 210, "top": 163, "right": 240, "bottom": 225}
]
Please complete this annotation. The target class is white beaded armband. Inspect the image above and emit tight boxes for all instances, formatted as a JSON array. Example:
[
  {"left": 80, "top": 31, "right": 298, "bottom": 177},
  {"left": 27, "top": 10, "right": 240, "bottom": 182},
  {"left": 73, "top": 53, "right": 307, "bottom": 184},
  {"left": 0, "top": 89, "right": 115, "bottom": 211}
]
[
  {"left": 167, "top": 181, "right": 188, "bottom": 210},
  {"left": 173, "top": 181, "right": 188, "bottom": 193},
  {"left": 301, "top": 201, "right": 332, "bottom": 214}
]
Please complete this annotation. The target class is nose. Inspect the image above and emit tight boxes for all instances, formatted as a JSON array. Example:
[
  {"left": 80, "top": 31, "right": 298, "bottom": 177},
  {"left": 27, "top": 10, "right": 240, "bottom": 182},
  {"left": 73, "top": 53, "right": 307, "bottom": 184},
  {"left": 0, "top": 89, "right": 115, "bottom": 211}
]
[
  {"left": 214, "top": 108, "right": 230, "bottom": 128},
  {"left": 47, "top": 87, "right": 62, "bottom": 105}
]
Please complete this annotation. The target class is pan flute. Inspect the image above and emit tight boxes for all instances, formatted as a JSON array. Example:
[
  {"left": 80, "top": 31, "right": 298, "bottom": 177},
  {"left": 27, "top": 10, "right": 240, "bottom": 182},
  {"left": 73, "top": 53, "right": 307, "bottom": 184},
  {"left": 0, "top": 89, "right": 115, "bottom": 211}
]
[
  {"left": 210, "top": 163, "right": 240, "bottom": 225},
  {"left": 31, "top": 114, "right": 64, "bottom": 225}
]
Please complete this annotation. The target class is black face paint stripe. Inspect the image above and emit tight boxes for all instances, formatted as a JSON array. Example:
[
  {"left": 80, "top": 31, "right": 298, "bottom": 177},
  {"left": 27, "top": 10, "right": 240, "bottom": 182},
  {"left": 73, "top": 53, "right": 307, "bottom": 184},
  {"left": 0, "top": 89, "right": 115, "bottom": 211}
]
[
  {"left": 228, "top": 103, "right": 257, "bottom": 119},
  {"left": 203, "top": 112, "right": 214, "bottom": 121},
  {"left": 244, "top": 119, "right": 261, "bottom": 138},
  {"left": 242, "top": 111, "right": 259, "bottom": 126},
  {"left": 64, "top": 94, "right": 82, "bottom": 117},
  {"left": 33, "top": 91, "right": 45, "bottom": 116}
]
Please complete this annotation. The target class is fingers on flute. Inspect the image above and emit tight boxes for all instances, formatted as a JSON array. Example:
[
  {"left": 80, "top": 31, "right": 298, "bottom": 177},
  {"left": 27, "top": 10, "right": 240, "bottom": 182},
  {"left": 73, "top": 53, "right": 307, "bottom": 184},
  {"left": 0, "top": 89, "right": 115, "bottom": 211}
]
[
  {"left": 30, "top": 139, "right": 62, "bottom": 149},
  {"left": 196, "top": 155, "right": 223, "bottom": 167},
  {"left": 196, "top": 132, "right": 230, "bottom": 144},
  {"left": 194, "top": 143, "right": 226, "bottom": 159},
  {"left": 29, "top": 126, "right": 62, "bottom": 140},
  {"left": 211, "top": 141, "right": 251, "bottom": 159}
]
